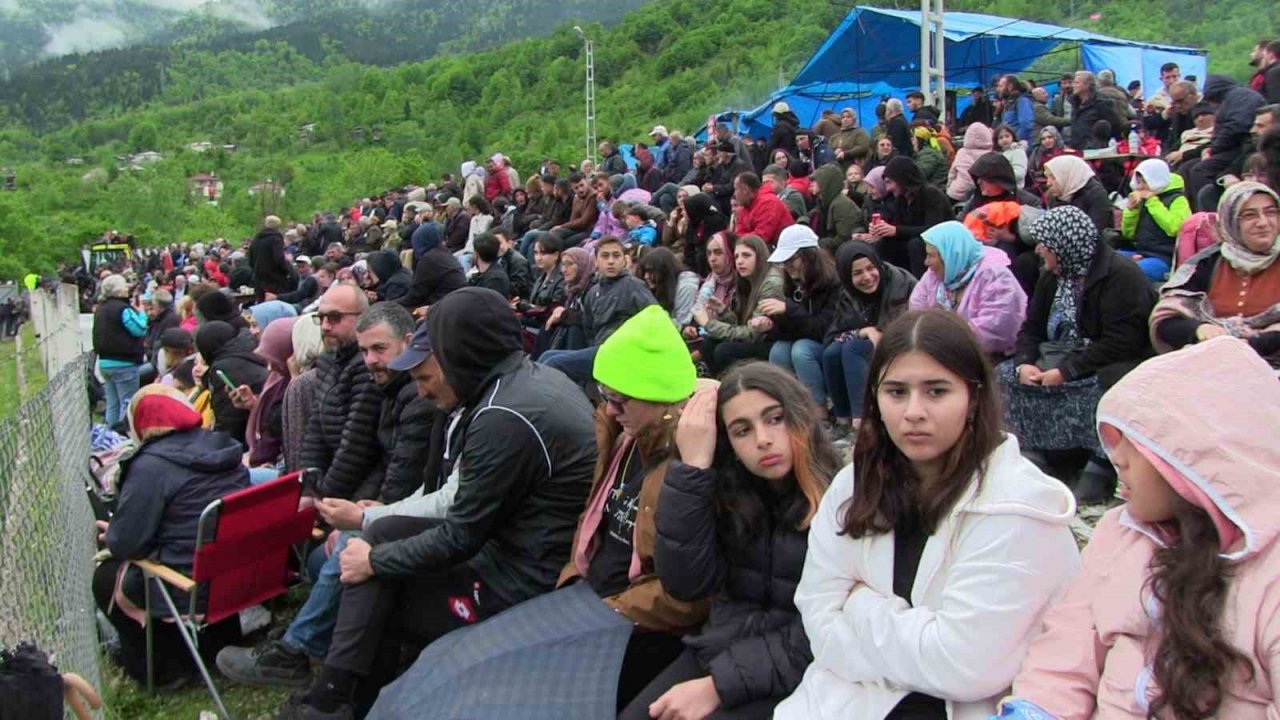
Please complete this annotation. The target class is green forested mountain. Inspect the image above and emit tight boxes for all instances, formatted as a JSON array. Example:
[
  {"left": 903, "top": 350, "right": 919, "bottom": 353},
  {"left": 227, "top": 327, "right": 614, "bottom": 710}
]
[
  {"left": 0, "top": 0, "right": 653, "bottom": 130},
  {"left": 0, "top": 0, "right": 1275, "bottom": 280}
]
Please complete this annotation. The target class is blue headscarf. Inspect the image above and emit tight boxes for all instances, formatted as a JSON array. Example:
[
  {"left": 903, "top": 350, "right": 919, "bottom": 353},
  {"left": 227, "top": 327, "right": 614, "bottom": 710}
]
[
  {"left": 411, "top": 220, "right": 442, "bottom": 263},
  {"left": 249, "top": 300, "right": 297, "bottom": 332},
  {"left": 922, "top": 221, "right": 985, "bottom": 309}
]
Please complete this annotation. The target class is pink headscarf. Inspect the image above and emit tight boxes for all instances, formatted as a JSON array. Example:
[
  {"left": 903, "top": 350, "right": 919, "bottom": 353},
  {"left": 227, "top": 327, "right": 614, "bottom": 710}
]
[{"left": 246, "top": 316, "right": 297, "bottom": 466}]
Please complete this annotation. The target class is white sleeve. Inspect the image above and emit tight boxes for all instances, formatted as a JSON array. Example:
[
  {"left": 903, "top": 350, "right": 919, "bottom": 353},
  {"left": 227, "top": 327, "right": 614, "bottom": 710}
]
[
  {"left": 814, "top": 511, "right": 1081, "bottom": 702},
  {"left": 362, "top": 467, "right": 460, "bottom": 530}
]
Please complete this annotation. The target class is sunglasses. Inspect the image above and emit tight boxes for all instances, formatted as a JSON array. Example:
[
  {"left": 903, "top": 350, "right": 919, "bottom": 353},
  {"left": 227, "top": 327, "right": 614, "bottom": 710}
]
[
  {"left": 597, "top": 385, "right": 633, "bottom": 411},
  {"left": 313, "top": 311, "right": 362, "bottom": 325}
]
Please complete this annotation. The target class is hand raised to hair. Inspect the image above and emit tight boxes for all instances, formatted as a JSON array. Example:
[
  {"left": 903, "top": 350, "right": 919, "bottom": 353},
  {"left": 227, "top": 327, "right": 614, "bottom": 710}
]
[{"left": 675, "top": 386, "right": 718, "bottom": 470}]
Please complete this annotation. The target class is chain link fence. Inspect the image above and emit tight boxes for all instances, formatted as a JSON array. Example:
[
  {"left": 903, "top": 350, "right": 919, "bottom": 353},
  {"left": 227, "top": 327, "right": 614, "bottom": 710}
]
[{"left": 0, "top": 285, "right": 102, "bottom": 716}]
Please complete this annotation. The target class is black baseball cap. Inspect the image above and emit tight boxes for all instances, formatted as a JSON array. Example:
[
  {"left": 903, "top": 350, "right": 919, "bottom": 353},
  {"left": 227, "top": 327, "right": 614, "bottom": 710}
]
[{"left": 388, "top": 323, "right": 434, "bottom": 371}]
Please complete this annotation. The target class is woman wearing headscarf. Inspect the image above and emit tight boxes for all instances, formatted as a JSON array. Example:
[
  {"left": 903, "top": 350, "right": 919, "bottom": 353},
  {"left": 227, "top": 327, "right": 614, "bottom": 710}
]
[
  {"left": 546, "top": 247, "right": 598, "bottom": 352},
  {"left": 195, "top": 320, "right": 268, "bottom": 446},
  {"left": 682, "top": 192, "right": 729, "bottom": 277},
  {"left": 1026, "top": 126, "right": 1076, "bottom": 200},
  {"left": 1118, "top": 158, "right": 1191, "bottom": 281},
  {"left": 241, "top": 316, "right": 298, "bottom": 481},
  {"left": 1151, "top": 181, "right": 1280, "bottom": 368},
  {"left": 908, "top": 221, "right": 1027, "bottom": 356},
  {"left": 822, "top": 241, "right": 916, "bottom": 444},
  {"left": 247, "top": 300, "right": 297, "bottom": 339},
  {"left": 93, "top": 273, "right": 148, "bottom": 427},
  {"left": 1044, "top": 154, "right": 1113, "bottom": 233},
  {"left": 911, "top": 125, "right": 949, "bottom": 187},
  {"left": 871, "top": 157, "right": 953, "bottom": 277},
  {"left": 998, "top": 206, "right": 1156, "bottom": 502},
  {"left": 851, "top": 165, "right": 888, "bottom": 219},
  {"left": 92, "top": 385, "right": 249, "bottom": 687}
]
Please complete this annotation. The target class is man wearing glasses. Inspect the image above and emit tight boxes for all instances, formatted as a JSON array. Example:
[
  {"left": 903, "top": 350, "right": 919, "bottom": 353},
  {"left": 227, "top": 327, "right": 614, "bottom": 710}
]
[{"left": 300, "top": 284, "right": 386, "bottom": 500}]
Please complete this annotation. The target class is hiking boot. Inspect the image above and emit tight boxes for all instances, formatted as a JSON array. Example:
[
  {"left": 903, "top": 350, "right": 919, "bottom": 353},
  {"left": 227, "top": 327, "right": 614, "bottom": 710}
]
[{"left": 217, "top": 639, "right": 312, "bottom": 688}]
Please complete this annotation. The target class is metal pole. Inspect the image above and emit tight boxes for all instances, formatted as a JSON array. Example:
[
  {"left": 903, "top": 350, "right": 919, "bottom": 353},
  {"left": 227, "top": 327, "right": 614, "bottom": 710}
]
[
  {"left": 574, "top": 26, "right": 597, "bottom": 165},
  {"left": 919, "top": 0, "right": 946, "bottom": 122}
]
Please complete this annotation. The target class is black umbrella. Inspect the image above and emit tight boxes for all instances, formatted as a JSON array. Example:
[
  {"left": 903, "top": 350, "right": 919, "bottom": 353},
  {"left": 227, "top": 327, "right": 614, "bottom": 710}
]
[{"left": 368, "top": 582, "right": 633, "bottom": 720}]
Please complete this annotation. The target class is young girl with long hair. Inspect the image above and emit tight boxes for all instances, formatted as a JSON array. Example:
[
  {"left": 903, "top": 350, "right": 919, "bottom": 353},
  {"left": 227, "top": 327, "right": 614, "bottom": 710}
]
[
  {"left": 776, "top": 309, "right": 1080, "bottom": 720},
  {"left": 997, "top": 337, "right": 1280, "bottom": 720},
  {"left": 762, "top": 225, "right": 841, "bottom": 415},
  {"left": 620, "top": 362, "right": 838, "bottom": 720},
  {"left": 690, "top": 235, "right": 785, "bottom": 375}
]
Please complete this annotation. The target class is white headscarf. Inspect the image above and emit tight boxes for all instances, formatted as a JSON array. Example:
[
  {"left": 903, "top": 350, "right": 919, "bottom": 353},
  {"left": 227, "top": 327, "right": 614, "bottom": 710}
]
[{"left": 1045, "top": 155, "right": 1095, "bottom": 200}]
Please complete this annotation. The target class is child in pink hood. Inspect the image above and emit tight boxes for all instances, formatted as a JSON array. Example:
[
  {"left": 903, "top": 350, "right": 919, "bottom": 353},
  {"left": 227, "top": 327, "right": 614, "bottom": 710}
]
[{"left": 995, "top": 336, "right": 1280, "bottom": 719}]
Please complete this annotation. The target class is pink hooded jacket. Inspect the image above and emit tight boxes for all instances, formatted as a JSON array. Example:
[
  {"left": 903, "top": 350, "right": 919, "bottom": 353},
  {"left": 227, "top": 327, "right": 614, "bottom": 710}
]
[
  {"left": 1009, "top": 337, "right": 1280, "bottom": 718},
  {"left": 909, "top": 246, "right": 1027, "bottom": 356},
  {"left": 947, "top": 122, "right": 994, "bottom": 201}
]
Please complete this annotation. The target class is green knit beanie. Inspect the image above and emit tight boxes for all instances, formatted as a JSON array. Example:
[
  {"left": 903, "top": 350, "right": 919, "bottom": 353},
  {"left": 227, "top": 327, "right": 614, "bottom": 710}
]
[{"left": 593, "top": 304, "right": 696, "bottom": 403}]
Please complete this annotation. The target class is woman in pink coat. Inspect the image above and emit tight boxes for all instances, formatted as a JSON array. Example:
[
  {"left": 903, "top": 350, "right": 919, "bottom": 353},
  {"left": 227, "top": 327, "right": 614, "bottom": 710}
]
[
  {"left": 996, "top": 336, "right": 1280, "bottom": 720},
  {"left": 909, "top": 221, "right": 1027, "bottom": 356},
  {"left": 947, "top": 122, "right": 995, "bottom": 202}
]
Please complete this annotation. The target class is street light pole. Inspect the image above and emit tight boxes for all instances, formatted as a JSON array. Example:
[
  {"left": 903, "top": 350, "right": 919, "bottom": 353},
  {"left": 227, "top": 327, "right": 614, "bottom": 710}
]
[{"left": 573, "top": 26, "right": 597, "bottom": 165}]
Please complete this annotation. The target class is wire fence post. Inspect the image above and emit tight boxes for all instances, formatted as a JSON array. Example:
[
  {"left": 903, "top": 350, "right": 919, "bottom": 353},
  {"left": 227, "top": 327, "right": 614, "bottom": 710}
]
[{"left": 0, "top": 286, "right": 101, "bottom": 717}]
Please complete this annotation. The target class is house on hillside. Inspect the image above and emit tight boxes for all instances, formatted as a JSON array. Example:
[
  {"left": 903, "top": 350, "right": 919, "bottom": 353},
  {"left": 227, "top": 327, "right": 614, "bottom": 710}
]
[{"left": 118, "top": 151, "right": 163, "bottom": 170}]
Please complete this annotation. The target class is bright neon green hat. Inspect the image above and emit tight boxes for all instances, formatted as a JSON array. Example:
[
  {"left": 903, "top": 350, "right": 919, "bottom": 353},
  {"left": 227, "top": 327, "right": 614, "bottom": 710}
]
[{"left": 593, "top": 304, "right": 696, "bottom": 403}]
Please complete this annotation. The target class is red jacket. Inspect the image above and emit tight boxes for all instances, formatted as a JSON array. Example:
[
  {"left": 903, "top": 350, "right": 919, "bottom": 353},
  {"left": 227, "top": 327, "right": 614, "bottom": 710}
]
[
  {"left": 735, "top": 186, "right": 794, "bottom": 247},
  {"left": 485, "top": 169, "right": 513, "bottom": 202}
]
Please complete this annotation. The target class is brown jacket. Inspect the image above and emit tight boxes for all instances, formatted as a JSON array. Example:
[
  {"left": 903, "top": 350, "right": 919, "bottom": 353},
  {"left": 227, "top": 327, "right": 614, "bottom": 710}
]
[
  {"left": 563, "top": 192, "right": 600, "bottom": 233},
  {"left": 557, "top": 409, "right": 709, "bottom": 634}
]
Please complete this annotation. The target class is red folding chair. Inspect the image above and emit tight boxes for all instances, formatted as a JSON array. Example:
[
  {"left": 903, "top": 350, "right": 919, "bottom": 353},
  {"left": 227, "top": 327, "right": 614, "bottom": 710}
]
[{"left": 134, "top": 470, "right": 318, "bottom": 719}]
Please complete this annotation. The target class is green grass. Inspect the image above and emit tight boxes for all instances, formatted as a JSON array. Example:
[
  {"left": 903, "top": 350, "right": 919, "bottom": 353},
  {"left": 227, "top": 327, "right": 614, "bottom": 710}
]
[
  {"left": 0, "top": 324, "right": 49, "bottom": 420},
  {"left": 101, "top": 663, "right": 291, "bottom": 720},
  {"left": 100, "top": 586, "right": 308, "bottom": 719}
]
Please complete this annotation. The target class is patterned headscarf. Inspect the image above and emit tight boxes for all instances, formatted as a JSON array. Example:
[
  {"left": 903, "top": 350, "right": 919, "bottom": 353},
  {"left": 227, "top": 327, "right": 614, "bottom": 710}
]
[
  {"left": 1031, "top": 206, "right": 1098, "bottom": 345},
  {"left": 561, "top": 247, "right": 596, "bottom": 302},
  {"left": 1217, "top": 181, "right": 1280, "bottom": 275}
]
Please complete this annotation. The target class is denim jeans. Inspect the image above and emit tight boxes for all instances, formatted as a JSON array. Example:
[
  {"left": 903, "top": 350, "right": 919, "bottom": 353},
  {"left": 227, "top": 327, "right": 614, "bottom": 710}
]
[
  {"left": 282, "top": 533, "right": 349, "bottom": 659},
  {"left": 539, "top": 346, "right": 600, "bottom": 386},
  {"left": 519, "top": 230, "right": 551, "bottom": 260},
  {"left": 100, "top": 363, "right": 140, "bottom": 427},
  {"left": 822, "top": 337, "right": 876, "bottom": 419},
  {"left": 769, "top": 339, "right": 827, "bottom": 406},
  {"left": 651, "top": 183, "right": 680, "bottom": 214},
  {"left": 1116, "top": 250, "right": 1170, "bottom": 281},
  {"left": 248, "top": 466, "right": 280, "bottom": 486}
]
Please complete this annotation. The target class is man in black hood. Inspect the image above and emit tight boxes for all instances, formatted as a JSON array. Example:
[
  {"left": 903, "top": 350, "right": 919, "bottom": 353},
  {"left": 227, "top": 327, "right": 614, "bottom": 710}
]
[
  {"left": 1187, "top": 75, "right": 1266, "bottom": 210},
  {"left": 874, "top": 157, "right": 952, "bottom": 277},
  {"left": 282, "top": 287, "right": 598, "bottom": 719},
  {"left": 365, "top": 249, "right": 412, "bottom": 303}
]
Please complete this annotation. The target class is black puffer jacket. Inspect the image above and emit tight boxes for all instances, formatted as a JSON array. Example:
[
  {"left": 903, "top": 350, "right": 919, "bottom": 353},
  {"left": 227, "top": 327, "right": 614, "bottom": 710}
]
[
  {"left": 368, "top": 288, "right": 598, "bottom": 607},
  {"left": 655, "top": 462, "right": 811, "bottom": 708},
  {"left": 299, "top": 340, "right": 385, "bottom": 500},
  {"left": 766, "top": 111, "right": 801, "bottom": 159},
  {"left": 773, "top": 276, "right": 840, "bottom": 343},
  {"left": 200, "top": 328, "right": 268, "bottom": 446},
  {"left": 367, "top": 371, "right": 436, "bottom": 503}
]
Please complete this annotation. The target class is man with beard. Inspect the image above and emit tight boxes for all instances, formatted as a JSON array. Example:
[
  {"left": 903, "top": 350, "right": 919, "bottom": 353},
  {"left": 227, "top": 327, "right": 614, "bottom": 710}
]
[{"left": 299, "top": 284, "right": 384, "bottom": 500}]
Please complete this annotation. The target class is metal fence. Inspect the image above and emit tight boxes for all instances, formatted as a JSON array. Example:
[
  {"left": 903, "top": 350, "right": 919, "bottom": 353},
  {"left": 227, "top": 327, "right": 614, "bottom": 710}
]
[{"left": 0, "top": 285, "right": 101, "bottom": 714}]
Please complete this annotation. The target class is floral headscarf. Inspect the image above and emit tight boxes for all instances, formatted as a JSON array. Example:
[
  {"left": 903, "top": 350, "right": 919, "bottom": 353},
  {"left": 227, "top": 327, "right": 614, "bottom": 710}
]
[{"left": 1031, "top": 206, "right": 1098, "bottom": 345}]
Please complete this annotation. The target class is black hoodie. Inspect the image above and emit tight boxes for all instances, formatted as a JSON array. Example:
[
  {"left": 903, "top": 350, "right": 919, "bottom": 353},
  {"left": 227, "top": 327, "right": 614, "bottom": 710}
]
[
  {"left": 826, "top": 242, "right": 917, "bottom": 343},
  {"left": 961, "top": 153, "right": 1043, "bottom": 214},
  {"left": 369, "top": 287, "right": 599, "bottom": 607},
  {"left": 882, "top": 157, "right": 953, "bottom": 275},
  {"left": 196, "top": 322, "right": 268, "bottom": 446},
  {"left": 368, "top": 249, "right": 413, "bottom": 303},
  {"left": 683, "top": 192, "right": 729, "bottom": 276}
]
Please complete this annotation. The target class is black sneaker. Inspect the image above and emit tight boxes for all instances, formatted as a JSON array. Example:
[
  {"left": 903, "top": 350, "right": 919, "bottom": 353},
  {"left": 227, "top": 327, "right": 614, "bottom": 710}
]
[{"left": 217, "top": 639, "right": 312, "bottom": 688}]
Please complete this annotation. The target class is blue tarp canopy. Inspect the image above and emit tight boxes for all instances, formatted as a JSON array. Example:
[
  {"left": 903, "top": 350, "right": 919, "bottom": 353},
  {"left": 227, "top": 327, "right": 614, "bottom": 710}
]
[{"left": 717, "top": 6, "right": 1206, "bottom": 138}]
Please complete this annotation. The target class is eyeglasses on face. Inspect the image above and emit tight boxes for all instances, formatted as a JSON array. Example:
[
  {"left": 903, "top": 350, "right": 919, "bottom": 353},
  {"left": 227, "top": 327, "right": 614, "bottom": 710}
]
[
  {"left": 313, "top": 311, "right": 362, "bottom": 325},
  {"left": 597, "top": 384, "right": 633, "bottom": 411}
]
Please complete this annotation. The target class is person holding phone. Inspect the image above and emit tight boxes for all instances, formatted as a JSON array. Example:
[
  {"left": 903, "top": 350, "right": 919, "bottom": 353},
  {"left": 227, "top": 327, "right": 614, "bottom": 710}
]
[{"left": 195, "top": 320, "right": 268, "bottom": 446}]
